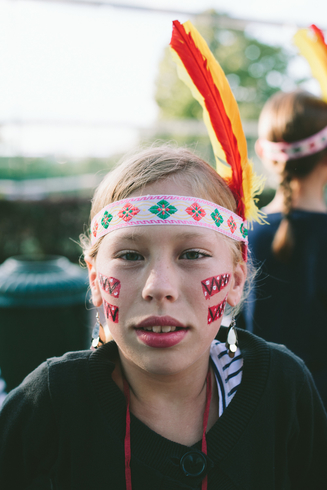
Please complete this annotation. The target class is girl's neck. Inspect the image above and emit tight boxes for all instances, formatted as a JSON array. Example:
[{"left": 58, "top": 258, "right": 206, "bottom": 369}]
[
  {"left": 291, "top": 176, "right": 327, "bottom": 212},
  {"left": 264, "top": 165, "right": 327, "bottom": 214},
  {"left": 120, "top": 352, "right": 209, "bottom": 400},
  {"left": 112, "top": 351, "right": 219, "bottom": 446}
]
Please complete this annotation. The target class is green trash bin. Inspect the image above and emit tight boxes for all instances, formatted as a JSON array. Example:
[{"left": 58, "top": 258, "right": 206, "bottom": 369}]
[{"left": 0, "top": 255, "right": 90, "bottom": 392}]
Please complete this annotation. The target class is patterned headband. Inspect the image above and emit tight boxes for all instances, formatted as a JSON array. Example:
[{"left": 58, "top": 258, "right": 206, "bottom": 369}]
[
  {"left": 91, "top": 195, "right": 248, "bottom": 246},
  {"left": 258, "top": 125, "right": 327, "bottom": 163}
]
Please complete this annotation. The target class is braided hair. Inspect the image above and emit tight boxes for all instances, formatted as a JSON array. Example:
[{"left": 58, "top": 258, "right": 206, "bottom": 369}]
[{"left": 258, "top": 90, "right": 327, "bottom": 262}]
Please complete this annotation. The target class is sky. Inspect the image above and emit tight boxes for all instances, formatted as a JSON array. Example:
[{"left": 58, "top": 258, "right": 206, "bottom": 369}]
[{"left": 0, "top": 0, "right": 326, "bottom": 159}]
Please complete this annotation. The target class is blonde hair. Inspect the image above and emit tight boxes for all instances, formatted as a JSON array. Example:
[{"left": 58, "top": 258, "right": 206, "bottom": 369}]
[
  {"left": 259, "top": 90, "right": 327, "bottom": 262},
  {"left": 81, "top": 144, "right": 250, "bottom": 314},
  {"left": 82, "top": 145, "right": 243, "bottom": 260}
]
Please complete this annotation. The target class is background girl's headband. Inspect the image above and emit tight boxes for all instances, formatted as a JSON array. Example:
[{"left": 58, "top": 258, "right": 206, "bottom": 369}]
[
  {"left": 258, "top": 125, "right": 327, "bottom": 163},
  {"left": 91, "top": 195, "right": 248, "bottom": 245}
]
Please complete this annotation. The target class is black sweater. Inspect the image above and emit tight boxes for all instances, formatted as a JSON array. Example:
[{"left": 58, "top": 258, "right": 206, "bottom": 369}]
[{"left": 0, "top": 328, "right": 327, "bottom": 490}]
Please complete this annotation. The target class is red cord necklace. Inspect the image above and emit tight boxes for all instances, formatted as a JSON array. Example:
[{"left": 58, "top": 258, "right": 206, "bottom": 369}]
[{"left": 123, "top": 369, "right": 212, "bottom": 490}]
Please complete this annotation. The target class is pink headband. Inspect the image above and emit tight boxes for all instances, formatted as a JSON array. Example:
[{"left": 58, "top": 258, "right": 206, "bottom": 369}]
[
  {"left": 91, "top": 195, "right": 248, "bottom": 246},
  {"left": 258, "top": 125, "right": 327, "bottom": 163}
]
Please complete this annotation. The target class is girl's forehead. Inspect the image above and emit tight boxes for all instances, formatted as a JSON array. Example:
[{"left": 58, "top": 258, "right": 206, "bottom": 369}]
[
  {"left": 106, "top": 225, "right": 215, "bottom": 243},
  {"left": 99, "top": 225, "right": 231, "bottom": 259}
]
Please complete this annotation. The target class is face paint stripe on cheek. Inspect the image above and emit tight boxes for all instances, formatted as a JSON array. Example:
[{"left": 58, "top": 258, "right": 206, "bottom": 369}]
[
  {"left": 207, "top": 297, "right": 227, "bottom": 324},
  {"left": 99, "top": 273, "right": 121, "bottom": 298},
  {"left": 201, "top": 273, "right": 230, "bottom": 299},
  {"left": 103, "top": 298, "right": 119, "bottom": 323}
]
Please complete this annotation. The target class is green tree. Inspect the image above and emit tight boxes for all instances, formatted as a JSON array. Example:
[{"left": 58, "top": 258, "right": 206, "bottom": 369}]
[{"left": 155, "top": 10, "right": 294, "bottom": 121}]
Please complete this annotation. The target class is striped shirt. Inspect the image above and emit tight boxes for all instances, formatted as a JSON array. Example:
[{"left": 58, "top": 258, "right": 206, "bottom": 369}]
[
  {"left": 210, "top": 340, "right": 243, "bottom": 417},
  {"left": 0, "top": 372, "right": 7, "bottom": 409}
]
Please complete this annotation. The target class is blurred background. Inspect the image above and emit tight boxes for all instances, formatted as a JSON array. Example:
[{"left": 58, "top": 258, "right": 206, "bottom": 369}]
[{"left": 0, "top": 0, "right": 326, "bottom": 397}]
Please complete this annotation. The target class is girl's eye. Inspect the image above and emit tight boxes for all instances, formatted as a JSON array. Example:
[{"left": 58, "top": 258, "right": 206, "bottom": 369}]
[
  {"left": 180, "top": 250, "right": 208, "bottom": 260},
  {"left": 119, "top": 252, "right": 143, "bottom": 261}
]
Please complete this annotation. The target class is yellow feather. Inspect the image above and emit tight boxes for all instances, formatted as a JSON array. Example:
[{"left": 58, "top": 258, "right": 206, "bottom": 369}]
[
  {"left": 242, "top": 160, "right": 267, "bottom": 226},
  {"left": 170, "top": 45, "right": 232, "bottom": 181},
  {"left": 171, "top": 20, "right": 266, "bottom": 224},
  {"left": 293, "top": 28, "right": 327, "bottom": 101},
  {"left": 184, "top": 22, "right": 248, "bottom": 175}
]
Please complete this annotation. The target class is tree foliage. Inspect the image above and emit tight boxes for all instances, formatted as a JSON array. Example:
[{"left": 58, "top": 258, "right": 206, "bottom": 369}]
[{"left": 155, "top": 10, "right": 294, "bottom": 121}]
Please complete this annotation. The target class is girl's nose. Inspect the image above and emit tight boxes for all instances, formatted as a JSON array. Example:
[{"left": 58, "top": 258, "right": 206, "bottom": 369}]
[{"left": 142, "top": 260, "right": 179, "bottom": 303}]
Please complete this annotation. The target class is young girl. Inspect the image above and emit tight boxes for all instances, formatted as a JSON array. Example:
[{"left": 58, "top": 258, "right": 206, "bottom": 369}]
[
  {"left": 0, "top": 20, "right": 327, "bottom": 490},
  {"left": 0, "top": 143, "right": 327, "bottom": 490},
  {"left": 243, "top": 90, "right": 327, "bottom": 407}
]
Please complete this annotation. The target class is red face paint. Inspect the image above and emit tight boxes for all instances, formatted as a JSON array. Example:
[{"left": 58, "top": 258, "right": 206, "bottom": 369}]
[
  {"left": 201, "top": 273, "right": 230, "bottom": 299},
  {"left": 99, "top": 273, "right": 121, "bottom": 298},
  {"left": 207, "top": 297, "right": 227, "bottom": 324},
  {"left": 103, "top": 299, "right": 119, "bottom": 323}
]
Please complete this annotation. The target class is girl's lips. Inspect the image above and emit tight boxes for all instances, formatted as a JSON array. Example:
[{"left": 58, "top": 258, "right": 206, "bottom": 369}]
[
  {"left": 135, "top": 315, "right": 187, "bottom": 329},
  {"left": 135, "top": 328, "right": 188, "bottom": 348},
  {"left": 134, "top": 316, "right": 189, "bottom": 348}
]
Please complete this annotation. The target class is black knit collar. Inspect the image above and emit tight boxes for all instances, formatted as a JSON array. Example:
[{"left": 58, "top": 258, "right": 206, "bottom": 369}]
[{"left": 88, "top": 328, "right": 270, "bottom": 483}]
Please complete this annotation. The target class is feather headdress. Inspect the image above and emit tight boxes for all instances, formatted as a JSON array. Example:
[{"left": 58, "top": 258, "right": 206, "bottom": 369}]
[
  {"left": 170, "top": 20, "right": 266, "bottom": 225},
  {"left": 293, "top": 24, "right": 327, "bottom": 102}
]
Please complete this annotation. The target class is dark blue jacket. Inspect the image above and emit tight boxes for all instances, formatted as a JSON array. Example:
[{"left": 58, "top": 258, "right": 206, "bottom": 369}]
[{"left": 241, "top": 210, "right": 327, "bottom": 406}]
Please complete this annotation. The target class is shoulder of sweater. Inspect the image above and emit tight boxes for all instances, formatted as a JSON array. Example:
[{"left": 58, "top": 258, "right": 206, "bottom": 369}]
[
  {"left": 227, "top": 328, "right": 309, "bottom": 382},
  {"left": 240, "top": 329, "right": 311, "bottom": 391},
  {"left": 1, "top": 350, "right": 92, "bottom": 409},
  {"left": 236, "top": 327, "right": 307, "bottom": 369},
  {"left": 266, "top": 339, "right": 305, "bottom": 362},
  {"left": 46, "top": 344, "right": 119, "bottom": 403},
  {"left": 266, "top": 340, "right": 310, "bottom": 380},
  {"left": 46, "top": 350, "right": 94, "bottom": 395},
  {"left": 46, "top": 349, "right": 92, "bottom": 369},
  {"left": 268, "top": 339, "right": 305, "bottom": 363},
  {"left": 0, "top": 361, "right": 52, "bottom": 422},
  {"left": 266, "top": 341, "right": 327, "bottom": 424}
]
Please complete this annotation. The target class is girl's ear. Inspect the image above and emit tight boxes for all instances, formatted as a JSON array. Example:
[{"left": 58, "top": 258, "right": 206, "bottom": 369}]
[
  {"left": 85, "top": 255, "right": 102, "bottom": 307},
  {"left": 227, "top": 262, "right": 247, "bottom": 308}
]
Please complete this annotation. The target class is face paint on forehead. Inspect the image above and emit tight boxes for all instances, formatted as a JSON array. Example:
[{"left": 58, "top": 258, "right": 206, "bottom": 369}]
[
  {"left": 103, "top": 299, "right": 119, "bottom": 323},
  {"left": 207, "top": 297, "right": 227, "bottom": 324},
  {"left": 201, "top": 273, "right": 230, "bottom": 299},
  {"left": 98, "top": 273, "right": 121, "bottom": 298}
]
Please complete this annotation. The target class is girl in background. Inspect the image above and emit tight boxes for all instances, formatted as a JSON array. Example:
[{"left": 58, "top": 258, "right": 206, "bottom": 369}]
[{"left": 243, "top": 90, "right": 327, "bottom": 406}]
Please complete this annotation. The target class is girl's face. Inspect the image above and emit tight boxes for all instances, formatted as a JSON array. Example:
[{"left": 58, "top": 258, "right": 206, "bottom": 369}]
[{"left": 88, "top": 178, "right": 246, "bottom": 376}]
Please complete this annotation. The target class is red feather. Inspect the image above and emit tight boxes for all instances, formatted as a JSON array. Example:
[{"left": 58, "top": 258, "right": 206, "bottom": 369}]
[
  {"left": 170, "top": 20, "right": 245, "bottom": 218},
  {"left": 310, "top": 24, "right": 327, "bottom": 46}
]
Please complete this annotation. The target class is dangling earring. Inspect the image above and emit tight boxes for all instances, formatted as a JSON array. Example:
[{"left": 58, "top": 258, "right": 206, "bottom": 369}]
[
  {"left": 91, "top": 311, "right": 105, "bottom": 350},
  {"left": 225, "top": 318, "right": 238, "bottom": 358}
]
